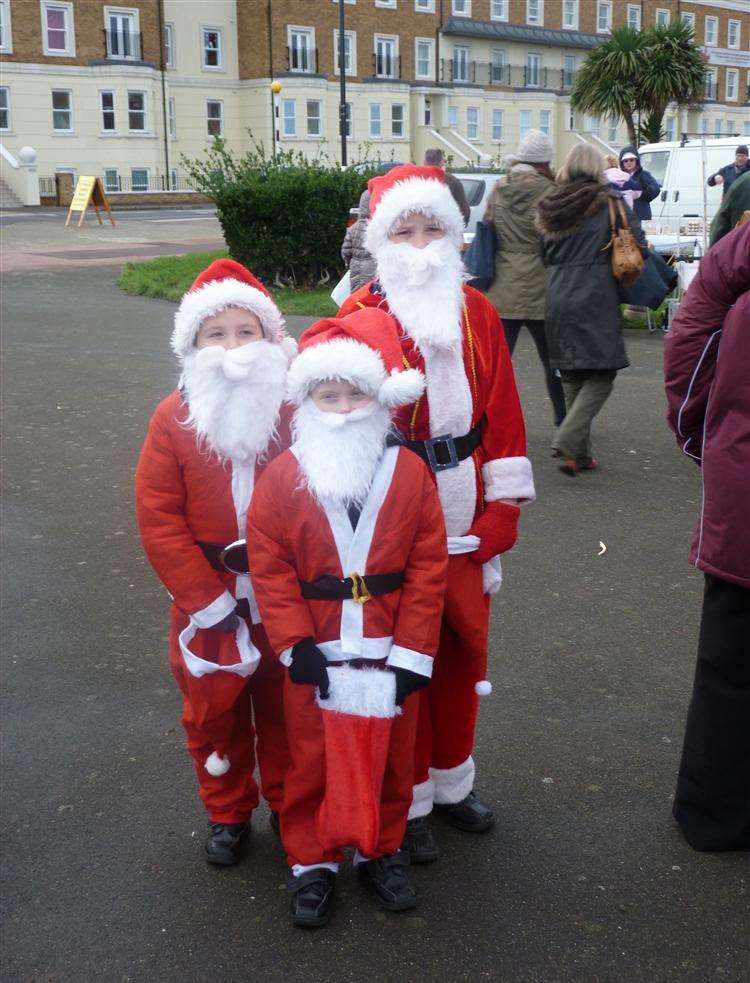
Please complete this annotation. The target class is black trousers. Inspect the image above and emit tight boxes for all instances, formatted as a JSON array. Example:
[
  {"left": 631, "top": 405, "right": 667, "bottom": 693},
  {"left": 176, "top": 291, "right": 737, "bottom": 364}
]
[
  {"left": 502, "top": 319, "right": 566, "bottom": 427},
  {"left": 673, "top": 573, "right": 750, "bottom": 851}
]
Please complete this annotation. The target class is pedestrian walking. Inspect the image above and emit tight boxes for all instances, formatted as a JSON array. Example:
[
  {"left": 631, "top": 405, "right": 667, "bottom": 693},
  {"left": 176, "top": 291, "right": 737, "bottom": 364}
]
[
  {"left": 423, "top": 148, "right": 471, "bottom": 226},
  {"left": 664, "top": 223, "right": 750, "bottom": 853},
  {"left": 536, "top": 144, "right": 647, "bottom": 475},
  {"left": 341, "top": 189, "right": 377, "bottom": 292},
  {"left": 709, "top": 170, "right": 750, "bottom": 246},
  {"left": 707, "top": 144, "right": 749, "bottom": 199},
  {"left": 618, "top": 146, "right": 661, "bottom": 221},
  {"left": 485, "top": 129, "right": 566, "bottom": 427},
  {"left": 247, "top": 309, "right": 448, "bottom": 926},
  {"left": 135, "top": 258, "right": 297, "bottom": 865}
]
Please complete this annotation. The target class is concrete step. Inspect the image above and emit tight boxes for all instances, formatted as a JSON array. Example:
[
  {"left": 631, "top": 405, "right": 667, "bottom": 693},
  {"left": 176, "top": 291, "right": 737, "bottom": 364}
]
[{"left": 0, "top": 176, "right": 22, "bottom": 208}]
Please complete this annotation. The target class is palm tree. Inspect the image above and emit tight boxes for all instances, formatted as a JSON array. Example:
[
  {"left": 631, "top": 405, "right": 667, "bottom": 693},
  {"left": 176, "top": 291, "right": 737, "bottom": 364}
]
[
  {"left": 571, "top": 27, "right": 644, "bottom": 145},
  {"left": 637, "top": 21, "right": 706, "bottom": 142}
]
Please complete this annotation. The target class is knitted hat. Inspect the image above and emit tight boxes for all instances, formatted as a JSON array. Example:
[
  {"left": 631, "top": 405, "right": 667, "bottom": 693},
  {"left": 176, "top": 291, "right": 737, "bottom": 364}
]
[
  {"left": 286, "top": 308, "right": 425, "bottom": 407},
  {"left": 505, "top": 129, "right": 554, "bottom": 166},
  {"left": 171, "top": 258, "right": 296, "bottom": 361},
  {"left": 364, "top": 163, "right": 465, "bottom": 255},
  {"left": 737, "top": 145, "right": 749, "bottom": 156}
]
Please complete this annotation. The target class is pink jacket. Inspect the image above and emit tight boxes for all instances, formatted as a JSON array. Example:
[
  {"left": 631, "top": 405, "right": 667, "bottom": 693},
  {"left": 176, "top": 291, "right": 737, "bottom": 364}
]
[{"left": 604, "top": 167, "right": 642, "bottom": 211}]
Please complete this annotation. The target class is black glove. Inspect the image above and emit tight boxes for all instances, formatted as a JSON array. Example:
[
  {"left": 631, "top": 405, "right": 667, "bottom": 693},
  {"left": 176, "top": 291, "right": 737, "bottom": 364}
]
[
  {"left": 391, "top": 667, "right": 429, "bottom": 707},
  {"left": 289, "top": 638, "right": 330, "bottom": 699},
  {"left": 205, "top": 608, "right": 241, "bottom": 633}
]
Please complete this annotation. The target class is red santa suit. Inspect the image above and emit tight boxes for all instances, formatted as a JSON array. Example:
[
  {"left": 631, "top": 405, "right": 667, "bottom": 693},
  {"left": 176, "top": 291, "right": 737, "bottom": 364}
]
[
  {"left": 247, "top": 310, "right": 448, "bottom": 871},
  {"left": 338, "top": 165, "right": 535, "bottom": 816},
  {"left": 135, "top": 259, "right": 297, "bottom": 825}
]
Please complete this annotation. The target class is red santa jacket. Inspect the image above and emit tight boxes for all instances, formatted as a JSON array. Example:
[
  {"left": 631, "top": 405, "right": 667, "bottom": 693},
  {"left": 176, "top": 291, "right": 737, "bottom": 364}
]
[{"left": 247, "top": 444, "right": 448, "bottom": 678}]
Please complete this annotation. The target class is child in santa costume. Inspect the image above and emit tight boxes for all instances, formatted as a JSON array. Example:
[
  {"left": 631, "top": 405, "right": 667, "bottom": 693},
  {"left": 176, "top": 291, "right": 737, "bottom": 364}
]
[
  {"left": 338, "top": 164, "right": 535, "bottom": 862},
  {"left": 135, "top": 258, "right": 297, "bottom": 866},
  {"left": 246, "top": 308, "right": 448, "bottom": 927}
]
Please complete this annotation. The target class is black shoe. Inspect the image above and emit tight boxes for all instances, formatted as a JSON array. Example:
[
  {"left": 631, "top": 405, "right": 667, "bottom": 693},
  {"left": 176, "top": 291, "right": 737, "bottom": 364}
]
[
  {"left": 287, "top": 868, "right": 336, "bottom": 928},
  {"left": 437, "top": 791, "right": 495, "bottom": 832},
  {"left": 205, "top": 821, "right": 249, "bottom": 866},
  {"left": 401, "top": 817, "right": 440, "bottom": 863},
  {"left": 269, "top": 811, "right": 280, "bottom": 836},
  {"left": 357, "top": 851, "right": 417, "bottom": 912}
]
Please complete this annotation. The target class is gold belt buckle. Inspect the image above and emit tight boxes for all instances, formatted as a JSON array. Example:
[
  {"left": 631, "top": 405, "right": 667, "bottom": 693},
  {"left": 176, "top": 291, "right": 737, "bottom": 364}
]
[{"left": 349, "top": 572, "right": 372, "bottom": 605}]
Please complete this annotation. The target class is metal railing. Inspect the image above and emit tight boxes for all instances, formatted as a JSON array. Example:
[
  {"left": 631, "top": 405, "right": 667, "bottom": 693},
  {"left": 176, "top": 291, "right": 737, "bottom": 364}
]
[
  {"left": 38, "top": 176, "right": 56, "bottom": 196},
  {"left": 103, "top": 29, "right": 143, "bottom": 60},
  {"left": 286, "top": 45, "right": 318, "bottom": 73},
  {"left": 441, "top": 59, "right": 577, "bottom": 90},
  {"left": 372, "top": 52, "right": 401, "bottom": 79},
  {"left": 38, "top": 173, "right": 198, "bottom": 197}
]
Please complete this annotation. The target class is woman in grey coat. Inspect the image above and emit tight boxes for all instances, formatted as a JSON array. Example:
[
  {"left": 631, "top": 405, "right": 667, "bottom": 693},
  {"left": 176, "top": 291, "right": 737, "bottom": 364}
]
[
  {"left": 536, "top": 144, "right": 647, "bottom": 475},
  {"left": 341, "top": 189, "right": 377, "bottom": 292}
]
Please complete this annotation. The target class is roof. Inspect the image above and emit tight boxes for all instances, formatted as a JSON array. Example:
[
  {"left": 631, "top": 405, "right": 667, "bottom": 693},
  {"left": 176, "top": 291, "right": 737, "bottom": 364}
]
[{"left": 441, "top": 16, "right": 604, "bottom": 50}]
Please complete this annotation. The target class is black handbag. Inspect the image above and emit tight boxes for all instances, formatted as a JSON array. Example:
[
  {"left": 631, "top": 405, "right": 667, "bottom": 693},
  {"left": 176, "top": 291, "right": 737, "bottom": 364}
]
[
  {"left": 463, "top": 220, "right": 498, "bottom": 291},
  {"left": 618, "top": 249, "right": 678, "bottom": 310}
]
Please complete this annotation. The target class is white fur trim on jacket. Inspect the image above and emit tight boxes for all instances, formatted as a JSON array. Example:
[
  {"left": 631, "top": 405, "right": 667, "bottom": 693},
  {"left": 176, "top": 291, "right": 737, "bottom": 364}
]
[
  {"left": 386, "top": 644, "right": 433, "bottom": 679},
  {"left": 315, "top": 664, "right": 400, "bottom": 718},
  {"left": 365, "top": 176, "right": 465, "bottom": 256},
  {"left": 431, "top": 755, "right": 475, "bottom": 805},
  {"left": 172, "top": 278, "right": 289, "bottom": 358},
  {"left": 482, "top": 456, "right": 536, "bottom": 504}
]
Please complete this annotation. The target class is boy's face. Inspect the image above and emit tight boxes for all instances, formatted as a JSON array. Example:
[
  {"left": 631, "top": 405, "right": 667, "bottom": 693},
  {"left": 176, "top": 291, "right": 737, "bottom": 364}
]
[
  {"left": 196, "top": 306, "right": 264, "bottom": 350},
  {"left": 387, "top": 212, "right": 446, "bottom": 250},
  {"left": 310, "top": 379, "right": 374, "bottom": 414}
]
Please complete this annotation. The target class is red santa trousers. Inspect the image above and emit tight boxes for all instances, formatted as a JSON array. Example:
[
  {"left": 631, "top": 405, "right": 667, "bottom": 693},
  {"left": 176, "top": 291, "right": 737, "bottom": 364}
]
[
  {"left": 412, "top": 554, "right": 490, "bottom": 814},
  {"left": 169, "top": 610, "right": 289, "bottom": 825},
  {"left": 281, "top": 672, "right": 418, "bottom": 868}
]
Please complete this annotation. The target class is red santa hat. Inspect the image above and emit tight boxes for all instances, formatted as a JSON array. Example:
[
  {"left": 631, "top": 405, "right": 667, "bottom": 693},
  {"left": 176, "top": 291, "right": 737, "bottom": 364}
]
[
  {"left": 171, "top": 258, "right": 296, "bottom": 361},
  {"left": 364, "top": 163, "right": 465, "bottom": 256},
  {"left": 286, "top": 308, "right": 425, "bottom": 408}
]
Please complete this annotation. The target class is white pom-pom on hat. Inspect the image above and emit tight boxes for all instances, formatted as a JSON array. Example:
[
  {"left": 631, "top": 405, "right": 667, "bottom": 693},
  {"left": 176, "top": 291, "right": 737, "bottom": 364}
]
[
  {"left": 205, "top": 751, "right": 230, "bottom": 776},
  {"left": 475, "top": 680, "right": 492, "bottom": 697}
]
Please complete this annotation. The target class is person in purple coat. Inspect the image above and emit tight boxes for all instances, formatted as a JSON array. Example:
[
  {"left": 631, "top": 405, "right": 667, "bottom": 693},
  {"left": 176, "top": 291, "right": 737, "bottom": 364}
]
[{"left": 663, "top": 223, "right": 750, "bottom": 852}]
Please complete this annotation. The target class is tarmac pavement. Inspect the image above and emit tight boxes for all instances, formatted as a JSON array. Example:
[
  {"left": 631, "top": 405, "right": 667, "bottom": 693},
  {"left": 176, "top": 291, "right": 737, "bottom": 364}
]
[{"left": 1, "top": 266, "right": 747, "bottom": 982}]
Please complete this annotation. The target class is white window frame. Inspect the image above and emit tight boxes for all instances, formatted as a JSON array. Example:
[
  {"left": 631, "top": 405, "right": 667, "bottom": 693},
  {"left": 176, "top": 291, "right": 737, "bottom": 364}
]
[
  {"left": 334, "top": 29, "right": 356, "bottom": 76},
  {"left": 526, "top": 52, "right": 542, "bottom": 88},
  {"left": 415, "top": 37, "right": 433, "bottom": 79},
  {"left": 103, "top": 168, "right": 119, "bottom": 193},
  {"left": 130, "top": 167, "right": 149, "bottom": 192},
  {"left": 539, "top": 109, "right": 551, "bottom": 136},
  {"left": 562, "top": 0, "right": 578, "bottom": 31},
  {"left": 163, "top": 22, "right": 174, "bottom": 68},
  {"left": 655, "top": 9, "right": 669, "bottom": 28},
  {"left": 491, "top": 47, "right": 506, "bottom": 83},
  {"left": 288, "top": 25, "right": 315, "bottom": 73},
  {"left": 344, "top": 101, "right": 353, "bottom": 139},
  {"left": 726, "top": 69, "right": 738, "bottom": 102},
  {"left": 726, "top": 119, "right": 735, "bottom": 136},
  {"left": 727, "top": 20, "right": 740, "bottom": 50},
  {"left": 681, "top": 12, "right": 695, "bottom": 31},
  {"left": 168, "top": 96, "right": 176, "bottom": 138},
  {"left": 743, "top": 121, "right": 750, "bottom": 138},
  {"left": 51, "top": 88, "right": 73, "bottom": 132},
  {"left": 452, "top": 0, "right": 471, "bottom": 14},
  {"left": 306, "top": 98, "right": 323, "bottom": 137},
  {"left": 100, "top": 90, "right": 116, "bottom": 133},
  {"left": 127, "top": 89, "right": 147, "bottom": 132},
  {"left": 202, "top": 26, "right": 223, "bottom": 71},
  {"left": 714, "top": 118, "right": 722, "bottom": 134},
  {"left": 626, "top": 4, "right": 640, "bottom": 31},
  {"left": 586, "top": 114, "right": 600, "bottom": 137},
  {"left": 41, "top": 1, "right": 75, "bottom": 57},
  {"left": 391, "top": 103, "right": 406, "bottom": 138},
  {"left": 282, "top": 98, "right": 296, "bottom": 137},
  {"left": 491, "top": 108, "right": 503, "bottom": 143},
  {"left": 701, "top": 116, "right": 708, "bottom": 134},
  {"left": 705, "top": 67, "right": 718, "bottom": 99},
  {"left": 606, "top": 116, "right": 618, "bottom": 142},
  {"left": 453, "top": 44, "right": 470, "bottom": 82},
  {"left": 490, "top": 0, "right": 508, "bottom": 20},
  {"left": 0, "top": 0, "right": 13, "bottom": 54},
  {"left": 526, "top": 0, "right": 543, "bottom": 27},
  {"left": 206, "top": 99, "right": 224, "bottom": 138},
  {"left": 0, "top": 85, "right": 10, "bottom": 131},
  {"left": 375, "top": 0, "right": 396, "bottom": 7},
  {"left": 704, "top": 16, "right": 717, "bottom": 47},
  {"left": 665, "top": 116, "right": 676, "bottom": 141},
  {"left": 415, "top": 0, "right": 435, "bottom": 10},
  {"left": 563, "top": 53, "right": 576, "bottom": 88},
  {"left": 104, "top": 6, "right": 139, "bottom": 60},
  {"left": 466, "top": 105, "right": 479, "bottom": 141},
  {"left": 597, "top": 1, "right": 612, "bottom": 34},
  {"left": 519, "top": 109, "right": 532, "bottom": 139},
  {"left": 447, "top": 104, "right": 458, "bottom": 128},
  {"left": 374, "top": 34, "right": 398, "bottom": 79},
  {"left": 369, "top": 102, "right": 382, "bottom": 138}
]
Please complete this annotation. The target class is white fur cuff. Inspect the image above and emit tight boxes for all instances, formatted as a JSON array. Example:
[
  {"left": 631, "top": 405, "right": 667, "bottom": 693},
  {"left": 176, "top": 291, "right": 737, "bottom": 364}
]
[
  {"left": 315, "top": 664, "right": 399, "bottom": 718},
  {"left": 482, "top": 456, "right": 536, "bottom": 504},
  {"left": 386, "top": 645, "right": 433, "bottom": 678}
]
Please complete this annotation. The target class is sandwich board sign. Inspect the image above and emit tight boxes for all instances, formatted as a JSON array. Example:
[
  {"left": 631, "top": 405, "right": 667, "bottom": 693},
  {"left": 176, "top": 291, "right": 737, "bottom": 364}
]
[{"left": 65, "top": 176, "right": 116, "bottom": 228}]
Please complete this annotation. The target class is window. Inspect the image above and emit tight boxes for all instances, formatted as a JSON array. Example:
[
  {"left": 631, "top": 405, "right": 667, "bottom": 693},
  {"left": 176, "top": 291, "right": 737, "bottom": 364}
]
[
  {"left": 563, "top": 54, "right": 576, "bottom": 88},
  {"left": 526, "top": 53, "right": 541, "bottom": 87},
  {"left": 726, "top": 70, "right": 738, "bottom": 102},
  {"left": 681, "top": 12, "right": 695, "bottom": 31},
  {"left": 206, "top": 100, "right": 223, "bottom": 137},
  {"left": 168, "top": 97, "right": 176, "bottom": 138},
  {"left": 491, "top": 108, "right": 503, "bottom": 142},
  {"left": 655, "top": 9, "right": 669, "bottom": 28},
  {"left": 491, "top": 48, "right": 506, "bottom": 83},
  {"left": 607, "top": 117, "right": 618, "bottom": 142},
  {"left": 51, "top": 89, "right": 72, "bottom": 131},
  {"left": 453, "top": 45, "right": 469, "bottom": 82},
  {"left": 306, "top": 100, "right": 322, "bottom": 137},
  {"left": 744, "top": 122, "right": 750, "bottom": 137},
  {"left": 369, "top": 103, "right": 381, "bottom": 138},
  {"left": 452, "top": 0, "right": 470, "bottom": 13},
  {"left": 627, "top": 5, "right": 640, "bottom": 31},
  {"left": 519, "top": 110, "right": 531, "bottom": 140},
  {"left": 714, "top": 118, "right": 722, "bottom": 135},
  {"left": 289, "top": 27, "right": 314, "bottom": 72},
  {"left": 391, "top": 103, "right": 405, "bottom": 137},
  {"left": 127, "top": 90, "right": 146, "bottom": 131},
  {"left": 704, "top": 17, "right": 717, "bottom": 46},
  {"left": 526, "top": 0, "right": 543, "bottom": 26},
  {"left": 106, "top": 9, "right": 137, "bottom": 59},
  {"left": 424, "top": 98, "right": 431, "bottom": 125},
  {"left": 701, "top": 116, "right": 708, "bottom": 134},
  {"left": 202, "top": 28, "right": 222, "bottom": 69},
  {"left": 104, "top": 169, "right": 119, "bottom": 192},
  {"left": 415, "top": 0, "right": 435, "bottom": 10},
  {"left": 375, "top": 35, "right": 397, "bottom": 78},
  {"left": 539, "top": 109, "right": 551, "bottom": 136},
  {"left": 334, "top": 29, "right": 355, "bottom": 75},
  {"left": 376, "top": 0, "right": 396, "bottom": 6},
  {"left": 344, "top": 102, "right": 352, "bottom": 138},
  {"left": 42, "top": 2, "right": 74, "bottom": 56},
  {"left": 665, "top": 116, "right": 676, "bottom": 141},
  {"left": 562, "top": 0, "right": 577, "bottom": 30},
  {"left": 704, "top": 68, "right": 717, "bottom": 100},
  {"left": 467, "top": 106, "right": 479, "bottom": 140},
  {"left": 490, "top": 0, "right": 508, "bottom": 19},
  {"left": 597, "top": 1, "right": 611, "bottom": 33},
  {"left": 727, "top": 20, "right": 740, "bottom": 49},
  {"left": 415, "top": 38, "right": 433, "bottom": 79},
  {"left": 447, "top": 105, "right": 458, "bottom": 128},
  {"left": 0, "top": 0, "right": 13, "bottom": 53},
  {"left": 131, "top": 168, "right": 148, "bottom": 192},
  {"left": 0, "top": 86, "right": 9, "bottom": 130},
  {"left": 100, "top": 91, "right": 115, "bottom": 131},
  {"left": 163, "top": 23, "right": 174, "bottom": 67},
  {"left": 170, "top": 168, "right": 178, "bottom": 190},
  {"left": 727, "top": 119, "right": 735, "bottom": 136},
  {"left": 282, "top": 99, "right": 296, "bottom": 137},
  {"left": 586, "top": 114, "right": 600, "bottom": 137}
]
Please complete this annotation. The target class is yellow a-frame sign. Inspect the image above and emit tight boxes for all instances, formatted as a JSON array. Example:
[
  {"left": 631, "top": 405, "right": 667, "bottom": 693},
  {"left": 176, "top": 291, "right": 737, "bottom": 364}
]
[{"left": 65, "top": 176, "right": 116, "bottom": 228}]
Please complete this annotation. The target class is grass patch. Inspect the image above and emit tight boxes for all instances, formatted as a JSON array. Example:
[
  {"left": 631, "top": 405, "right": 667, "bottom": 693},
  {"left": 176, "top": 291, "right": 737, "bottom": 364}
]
[{"left": 117, "top": 249, "right": 337, "bottom": 317}]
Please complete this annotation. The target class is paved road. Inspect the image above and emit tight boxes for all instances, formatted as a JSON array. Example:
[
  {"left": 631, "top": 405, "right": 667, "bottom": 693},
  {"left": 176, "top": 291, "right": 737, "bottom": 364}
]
[{"left": 1, "top": 267, "right": 747, "bottom": 982}]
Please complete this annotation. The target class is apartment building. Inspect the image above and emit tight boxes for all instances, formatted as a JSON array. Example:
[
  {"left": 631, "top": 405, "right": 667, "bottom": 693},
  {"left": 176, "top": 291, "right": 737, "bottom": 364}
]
[{"left": 0, "top": 0, "right": 748, "bottom": 204}]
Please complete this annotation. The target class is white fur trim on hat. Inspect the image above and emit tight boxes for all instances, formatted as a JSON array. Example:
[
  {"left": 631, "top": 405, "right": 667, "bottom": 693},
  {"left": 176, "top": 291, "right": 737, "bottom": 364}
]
[
  {"left": 475, "top": 680, "right": 492, "bottom": 697},
  {"left": 379, "top": 367, "right": 425, "bottom": 408},
  {"left": 205, "top": 751, "right": 230, "bottom": 776},
  {"left": 365, "top": 176, "right": 465, "bottom": 256},
  {"left": 315, "top": 665, "right": 399, "bottom": 718},
  {"left": 171, "top": 278, "right": 287, "bottom": 359}
]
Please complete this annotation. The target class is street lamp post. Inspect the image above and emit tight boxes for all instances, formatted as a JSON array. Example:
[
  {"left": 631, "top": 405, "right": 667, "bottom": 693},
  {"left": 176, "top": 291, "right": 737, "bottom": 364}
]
[
  {"left": 338, "top": 0, "right": 347, "bottom": 166},
  {"left": 271, "top": 80, "right": 282, "bottom": 157}
]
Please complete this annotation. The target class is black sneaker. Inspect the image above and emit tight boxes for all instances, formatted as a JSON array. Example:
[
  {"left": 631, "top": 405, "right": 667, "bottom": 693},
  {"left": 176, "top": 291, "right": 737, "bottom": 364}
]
[
  {"left": 287, "top": 869, "right": 336, "bottom": 928},
  {"left": 205, "top": 821, "right": 250, "bottom": 865},
  {"left": 357, "top": 851, "right": 417, "bottom": 912},
  {"left": 437, "top": 791, "right": 495, "bottom": 832},
  {"left": 401, "top": 817, "right": 440, "bottom": 863}
]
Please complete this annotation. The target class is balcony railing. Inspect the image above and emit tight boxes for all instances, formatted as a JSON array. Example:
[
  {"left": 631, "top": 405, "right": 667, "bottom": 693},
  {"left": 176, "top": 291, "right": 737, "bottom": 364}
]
[
  {"left": 441, "top": 59, "right": 577, "bottom": 91},
  {"left": 286, "top": 46, "right": 318, "bottom": 73},
  {"left": 372, "top": 52, "right": 402, "bottom": 79},
  {"left": 103, "top": 29, "right": 142, "bottom": 60}
]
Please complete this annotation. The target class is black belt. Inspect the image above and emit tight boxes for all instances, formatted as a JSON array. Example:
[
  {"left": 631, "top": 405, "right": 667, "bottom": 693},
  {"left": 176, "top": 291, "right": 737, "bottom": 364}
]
[
  {"left": 396, "top": 420, "right": 483, "bottom": 473},
  {"left": 198, "top": 539, "right": 249, "bottom": 576},
  {"left": 300, "top": 572, "right": 404, "bottom": 605}
]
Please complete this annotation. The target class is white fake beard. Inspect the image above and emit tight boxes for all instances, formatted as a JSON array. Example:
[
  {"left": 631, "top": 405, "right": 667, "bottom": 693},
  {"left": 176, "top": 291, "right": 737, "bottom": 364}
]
[
  {"left": 292, "top": 399, "right": 393, "bottom": 507},
  {"left": 181, "top": 340, "right": 287, "bottom": 463},
  {"left": 376, "top": 238, "right": 465, "bottom": 352}
]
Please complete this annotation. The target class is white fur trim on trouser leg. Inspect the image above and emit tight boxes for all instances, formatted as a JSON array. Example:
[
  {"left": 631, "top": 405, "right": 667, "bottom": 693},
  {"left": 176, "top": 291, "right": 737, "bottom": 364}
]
[
  {"left": 291, "top": 862, "right": 340, "bottom": 877},
  {"left": 408, "top": 776, "right": 435, "bottom": 819},
  {"left": 482, "top": 456, "right": 536, "bottom": 504},
  {"left": 431, "top": 756, "right": 475, "bottom": 805},
  {"left": 205, "top": 752, "right": 230, "bottom": 776}
]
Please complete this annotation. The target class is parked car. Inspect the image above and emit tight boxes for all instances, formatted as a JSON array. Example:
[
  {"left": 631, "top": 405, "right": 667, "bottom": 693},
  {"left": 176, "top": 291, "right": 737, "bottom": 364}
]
[{"left": 454, "top": 171, "right": 505, "bottom": 234}]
